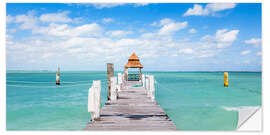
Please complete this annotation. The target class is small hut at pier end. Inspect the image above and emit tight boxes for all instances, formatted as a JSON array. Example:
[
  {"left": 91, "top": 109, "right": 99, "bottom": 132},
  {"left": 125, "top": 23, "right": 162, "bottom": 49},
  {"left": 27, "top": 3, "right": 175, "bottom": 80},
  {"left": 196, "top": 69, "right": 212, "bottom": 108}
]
[{"left": 124, "top": 53, "right": 143, "bottom": 81}]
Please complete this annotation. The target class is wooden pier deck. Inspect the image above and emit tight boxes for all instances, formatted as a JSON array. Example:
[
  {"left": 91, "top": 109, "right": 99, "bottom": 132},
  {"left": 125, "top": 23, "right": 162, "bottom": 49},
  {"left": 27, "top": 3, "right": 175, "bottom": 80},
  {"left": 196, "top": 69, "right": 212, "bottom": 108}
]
[{"left": 84, "top": 81, "right": 178, "bottom": 131}]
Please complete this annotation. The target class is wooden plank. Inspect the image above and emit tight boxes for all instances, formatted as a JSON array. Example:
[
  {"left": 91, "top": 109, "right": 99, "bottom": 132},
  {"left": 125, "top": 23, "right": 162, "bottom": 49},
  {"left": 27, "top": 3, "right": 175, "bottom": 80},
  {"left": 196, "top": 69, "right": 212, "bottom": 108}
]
[{"left": 84, "top": 81, "right": 178, "bottom": 131}]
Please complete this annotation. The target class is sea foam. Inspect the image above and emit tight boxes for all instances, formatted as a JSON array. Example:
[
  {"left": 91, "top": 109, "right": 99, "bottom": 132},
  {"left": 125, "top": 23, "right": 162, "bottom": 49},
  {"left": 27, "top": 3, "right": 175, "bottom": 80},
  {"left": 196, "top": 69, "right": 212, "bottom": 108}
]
[{"left": 221, "top": 106, "right": 260, "bottom": 112}]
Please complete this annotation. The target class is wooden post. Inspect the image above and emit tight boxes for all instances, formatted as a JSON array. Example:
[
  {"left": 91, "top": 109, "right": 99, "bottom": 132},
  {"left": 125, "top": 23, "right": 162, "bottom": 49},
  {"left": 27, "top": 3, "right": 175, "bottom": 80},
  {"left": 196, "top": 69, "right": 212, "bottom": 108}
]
[
  {"left": 107, "top": 63, "right": 114, "bottom": 100},
  {"left": 117, "top": 73, "right": 122, "bottom": 92},
  {"left": 110, "top": 76, "right": 117, "bottom": 101},
  {"left": 149, "top": 75, "right": 155, "bottom": 101},
  {"left": 56, "top": 65, "right": 60, "bottom": 85},
  {"left": 142, "top": 74, "right": 145, "bottom": 88},
  {"left": 88, "top": 80, "right": 101, "bottom": 121}
]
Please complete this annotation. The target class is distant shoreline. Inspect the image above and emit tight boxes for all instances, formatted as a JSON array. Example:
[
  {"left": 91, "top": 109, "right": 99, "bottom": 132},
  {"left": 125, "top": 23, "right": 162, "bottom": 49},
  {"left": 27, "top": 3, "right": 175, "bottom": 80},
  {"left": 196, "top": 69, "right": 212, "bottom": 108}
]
[{"left": 6, "top": 70, "right": 262, "bottom": 73}]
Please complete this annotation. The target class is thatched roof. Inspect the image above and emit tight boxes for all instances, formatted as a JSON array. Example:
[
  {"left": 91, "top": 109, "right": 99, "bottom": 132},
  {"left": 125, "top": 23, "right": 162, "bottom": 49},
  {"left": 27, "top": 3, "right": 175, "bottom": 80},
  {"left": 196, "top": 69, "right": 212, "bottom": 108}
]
[{"left": 125, "top": 53, "right": 143, "bottom": 68}]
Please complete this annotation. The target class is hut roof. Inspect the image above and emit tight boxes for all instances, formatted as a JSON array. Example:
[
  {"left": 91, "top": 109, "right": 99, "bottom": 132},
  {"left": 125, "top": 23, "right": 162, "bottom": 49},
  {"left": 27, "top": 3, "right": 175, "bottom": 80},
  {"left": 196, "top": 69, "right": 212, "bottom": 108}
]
[{"left": 125, "top": 53, "right": 143, "bottom": 68}]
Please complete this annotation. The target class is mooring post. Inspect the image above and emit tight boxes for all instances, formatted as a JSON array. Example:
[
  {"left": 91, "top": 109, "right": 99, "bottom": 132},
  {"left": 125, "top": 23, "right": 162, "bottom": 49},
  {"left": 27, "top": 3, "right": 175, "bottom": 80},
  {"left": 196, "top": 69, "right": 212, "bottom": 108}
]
[
  {"left": 117, "top": 73, "right": 122, "bottom": 92},
  {"left": 56, "top": 65, "right": 60, "bottom": 85},
  {"left": 107, "top": 63, "right": 114, "bottom": 100},
  {"left": 110, "top": 76, "right": 117, "bottom": 100},
  {"left": 149, "top": 75, "right": 155, "bottom": 101},
  {"left": 88, "top": 80, "right": 101, "bottom": 121},
  {"left": 142, "top": 74, "right": 145, "bottom": 87}
]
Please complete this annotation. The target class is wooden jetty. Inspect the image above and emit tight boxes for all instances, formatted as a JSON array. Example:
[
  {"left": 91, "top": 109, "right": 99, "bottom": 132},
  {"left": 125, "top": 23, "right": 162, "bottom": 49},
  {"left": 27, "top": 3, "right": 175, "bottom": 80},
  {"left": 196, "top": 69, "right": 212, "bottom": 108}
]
[{"left": 84, "top": 53, "right": 178, "bottom": 131}]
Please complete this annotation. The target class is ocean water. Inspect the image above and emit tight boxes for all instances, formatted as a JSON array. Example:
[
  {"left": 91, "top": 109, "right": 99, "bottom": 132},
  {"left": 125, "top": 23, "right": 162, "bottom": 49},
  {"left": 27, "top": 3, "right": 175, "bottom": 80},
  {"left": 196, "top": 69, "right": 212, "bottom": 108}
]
[{"left": 6, "top": 71, "right": 261, "bottom": 130}]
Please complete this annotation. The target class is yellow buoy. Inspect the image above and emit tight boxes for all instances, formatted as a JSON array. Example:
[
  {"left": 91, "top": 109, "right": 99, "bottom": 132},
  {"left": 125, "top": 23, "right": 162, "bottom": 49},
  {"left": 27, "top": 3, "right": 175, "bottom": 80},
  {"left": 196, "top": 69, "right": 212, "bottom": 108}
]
[{"left": 224, "top": 72, "right": 229, "bottom": 87}]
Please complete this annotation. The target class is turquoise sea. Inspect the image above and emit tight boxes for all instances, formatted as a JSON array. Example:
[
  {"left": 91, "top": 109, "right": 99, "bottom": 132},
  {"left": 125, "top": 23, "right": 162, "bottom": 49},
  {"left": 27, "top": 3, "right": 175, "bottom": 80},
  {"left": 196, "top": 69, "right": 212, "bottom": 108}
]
[{"left": 6, "top": 71, "right": 261, "bottom": 130}]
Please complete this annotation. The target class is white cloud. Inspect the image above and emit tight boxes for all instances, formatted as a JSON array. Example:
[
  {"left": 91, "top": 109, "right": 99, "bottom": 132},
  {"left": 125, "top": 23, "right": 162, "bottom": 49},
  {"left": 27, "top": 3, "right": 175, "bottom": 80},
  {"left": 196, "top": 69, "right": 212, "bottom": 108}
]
[
  {"left": 159, "top": 18, "right": 175, "bottom": 26},
  {"left": 33, "top": 23, "right": 103, "bottom": 37},
  {"left": 216, "top": 29, "right": 239, "bottom": 42},
  {"left": 157, "top": 18, "right": 188, "bottom": 35},
  {"left": 151, "top": 21, "right": 158, "bottom": 26},
  {"left": 14, "top": 11, "right": 39, "bottom": 30},
  {"left": 40, "top": 11, "right": 72, "bottom": 23},
  {"left": 71, "top": 3, "right": 148, "bottom": 9},
  {"left": 183, "top": 4, "right": 209, "bottom": 16},
  {"left": 206, "top": 3, "right": 236, "bottom": 12},
  {"left": 241, "top": 50, "right": 251, "bottom": 55},
  {"left": 7, "top": 10, "right": 252, "bottom": 70},
  {"left": 106, "top": 30, "right": 132, "bottom": 37},
  {"left": 183, "top": 3, "right": 236, "bottom": 16},
  {"left": 198, "top": 53, "right": 215, "bottom": 58},
  {"left": 257, "top": 52, "right": 262, "bottom": 56},
  {"left": 6, "top": 15, "right": 14, "bottom": 23},
  {"left": 92, "top": 3, "right": 125, "bottom": 9},
  {"left": 244, "top": 38, "right": 261, "bottom": 47},
  {"left": 201, "top": 29, "right": 239, "bottom": 48},
  {"left": 102, "top": 18, "right": 114, "bottom": 23},
  {"left": 141, "top": 32, "right": 155, "bottom": 38},
  {"left": 8, "top": 28, "right": 17, "bottom": 33},
  {"left": 189, "top": 28, "right": 197, "bottom": 34},
  {"left": 178, "top": 48, "right": 194, "bottom": 54},
  {"left": 134, "top": 3, "right": 149, "bottom": 7}
]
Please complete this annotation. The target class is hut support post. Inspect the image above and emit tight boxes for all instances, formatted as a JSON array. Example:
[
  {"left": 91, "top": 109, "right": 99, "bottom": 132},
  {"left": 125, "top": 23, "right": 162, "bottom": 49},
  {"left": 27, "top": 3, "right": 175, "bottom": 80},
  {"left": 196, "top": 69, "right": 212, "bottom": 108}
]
[
  {"left": 107, "top": 63, "right": 114, "bottom": 100},
  {"left": 88, "top": 80, "right": 101, "bottom": 121},
  {"left": 142, "top": 74, "right": 145, "bottom": 87},
  {"left": 139, "top": 68, "right": 142, "bottom": 81},
  {"left": 149, "top": 75, "right": 155, "bottom": 101},
  {"left": 110, "top": 77, "right": 117, "bottom": 101}
]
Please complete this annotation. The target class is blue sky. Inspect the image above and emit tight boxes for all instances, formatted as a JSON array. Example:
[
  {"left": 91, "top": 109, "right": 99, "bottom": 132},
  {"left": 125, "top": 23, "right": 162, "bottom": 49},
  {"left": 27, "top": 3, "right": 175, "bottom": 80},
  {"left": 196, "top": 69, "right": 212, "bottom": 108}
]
[{"left": 6, "top": 3, "right": 261, "bottom": 71}]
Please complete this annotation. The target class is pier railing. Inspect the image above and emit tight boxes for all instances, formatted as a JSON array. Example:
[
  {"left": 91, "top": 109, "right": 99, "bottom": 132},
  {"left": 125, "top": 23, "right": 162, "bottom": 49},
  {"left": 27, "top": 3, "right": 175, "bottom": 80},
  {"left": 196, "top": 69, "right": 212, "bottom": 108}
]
[{"left": 88, "top": 73, "right": 155, "bottom": 120}]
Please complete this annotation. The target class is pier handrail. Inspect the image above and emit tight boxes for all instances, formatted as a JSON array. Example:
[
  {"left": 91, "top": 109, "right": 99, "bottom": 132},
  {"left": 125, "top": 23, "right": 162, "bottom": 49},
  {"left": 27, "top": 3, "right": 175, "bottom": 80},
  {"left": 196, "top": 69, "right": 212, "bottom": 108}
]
[
  {"left": 110, "top": 76, "right": 118, "bottom": 100},
  {"left": 143, "top": 74, "right": 155, "bottom": 101},
  {"left": 88, "top": 80, "right": 101, "bottom": 121}
]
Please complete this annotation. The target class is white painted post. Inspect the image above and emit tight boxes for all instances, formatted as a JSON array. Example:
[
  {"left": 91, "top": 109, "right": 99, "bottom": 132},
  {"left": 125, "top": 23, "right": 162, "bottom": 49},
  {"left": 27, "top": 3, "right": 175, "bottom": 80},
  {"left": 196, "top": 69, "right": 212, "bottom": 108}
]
[
  {"left": 117, "top": 73, "right": 122, "bottom": 92},
  {"left": 149, "top": 75, "right": 155, "bottom": 101},
  {"left": 88, "top": 80, "right": 101, "bottom": 121},
  {"left": 145, "top": 75, "right": 150, "bottom": 97},
  {"left": 142, "top": 74, "right": 145, "bottom": 88},
  {"left": 110, "top": 76, "right": 117, "bottom": 100}
]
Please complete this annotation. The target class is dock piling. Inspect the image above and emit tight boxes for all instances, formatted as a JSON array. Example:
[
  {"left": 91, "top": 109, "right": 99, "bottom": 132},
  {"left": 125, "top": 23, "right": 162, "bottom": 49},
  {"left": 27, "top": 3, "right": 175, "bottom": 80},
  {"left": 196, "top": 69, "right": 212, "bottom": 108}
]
[{"left": 107, "top": 63, "right": 114, "bottom": 100}]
